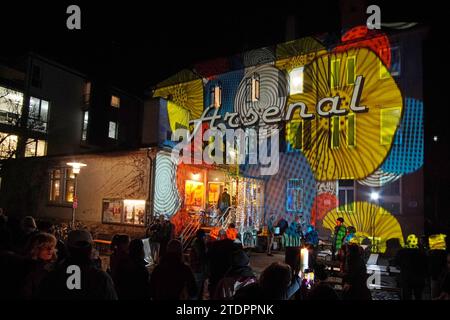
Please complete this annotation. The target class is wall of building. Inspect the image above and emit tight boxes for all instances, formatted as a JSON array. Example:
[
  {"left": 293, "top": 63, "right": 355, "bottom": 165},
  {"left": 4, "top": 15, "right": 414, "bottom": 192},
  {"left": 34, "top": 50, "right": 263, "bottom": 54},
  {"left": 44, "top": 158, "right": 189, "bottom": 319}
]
[
  {"left": 0, "top": 149, "right": 150, "bottom": 238},
  {"left": 29, "top": 56, "right": 87, "bottom": 156}
]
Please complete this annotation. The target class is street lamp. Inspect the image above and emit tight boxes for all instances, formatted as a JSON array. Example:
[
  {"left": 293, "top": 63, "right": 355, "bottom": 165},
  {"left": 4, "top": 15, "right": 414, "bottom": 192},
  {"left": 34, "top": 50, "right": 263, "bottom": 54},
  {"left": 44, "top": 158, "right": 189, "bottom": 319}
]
[
  {"left": 67, "top": 162, "right": 87, "bottom": 229},
  {"left": 370, "top": 191, "right": 380, "bottom": 252}
]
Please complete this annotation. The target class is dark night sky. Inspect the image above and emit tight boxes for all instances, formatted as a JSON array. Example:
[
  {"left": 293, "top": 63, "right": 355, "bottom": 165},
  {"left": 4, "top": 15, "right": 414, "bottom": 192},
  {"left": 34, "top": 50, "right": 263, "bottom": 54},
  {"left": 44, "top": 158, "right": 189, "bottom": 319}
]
[{"left": 0, "top": 0, "right": 423, "bottom": 93}]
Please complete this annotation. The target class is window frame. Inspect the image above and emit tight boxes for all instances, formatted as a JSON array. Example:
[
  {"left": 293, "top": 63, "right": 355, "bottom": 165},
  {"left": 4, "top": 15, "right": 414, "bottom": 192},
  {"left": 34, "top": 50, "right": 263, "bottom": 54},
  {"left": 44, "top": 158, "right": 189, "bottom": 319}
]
[
  {"left": 28, "top": 96, "right": 50, "bottom": 133},
  {"left": 108, "top": 121, "right": 118, "bottom": 140},
  {"left": 337, "top": 179, "right": 355, "bottom": 212},
  {"left": 286, "top": 179, "right": 303, "bottom": 213},
  {"left": 48, "top": 167, "right": 76, "bottom": 207},
  {"left": 111, "top": 95, "right": 120, "bottom": 108}
]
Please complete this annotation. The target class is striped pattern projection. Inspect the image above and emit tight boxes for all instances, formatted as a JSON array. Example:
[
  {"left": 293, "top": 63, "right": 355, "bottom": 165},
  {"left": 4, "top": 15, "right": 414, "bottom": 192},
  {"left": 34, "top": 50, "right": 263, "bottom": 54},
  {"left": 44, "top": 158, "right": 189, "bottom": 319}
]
[
  {"left": 288, "top": 47, "right": 403, "bottom": 181},
  {"left": 153, "top": 77, "right": 204, "bottom": 119},
  {"left": 234, "top": 64, "right": 288, "bottom": 137},
  {"left": 153, "top": 153, "right": 181, "bottom": 217},
  {"left": 276, "top": 37, "right": 326, "bottom": 73},
  {"left": 242, "top": 47, "right": 275, "bottom": 67},
  {"left": 358, "top": 168, "right": 402, "bottom": 187},
  {"left": 322, "top": 201, "right": 404, "bottom": 253},
  {"left": 381, "top": 98, "right": 424, "bottom": 174},
  {"left": 240, "top": 152, "right": 316, "bottom": 235},
  {"left": 204, "top": 70, "right": 244, "bottom": 117}
]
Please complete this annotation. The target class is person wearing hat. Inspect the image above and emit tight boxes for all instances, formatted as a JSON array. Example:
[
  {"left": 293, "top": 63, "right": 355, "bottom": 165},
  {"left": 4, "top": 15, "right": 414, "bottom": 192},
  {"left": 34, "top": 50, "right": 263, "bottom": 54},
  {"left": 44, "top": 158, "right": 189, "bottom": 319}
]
[
  {"left": 214, "top": 250, "right": 257, "bottom": 299},
  {"left": 37, "top": 229, "right": 117, "bottom": 300}
]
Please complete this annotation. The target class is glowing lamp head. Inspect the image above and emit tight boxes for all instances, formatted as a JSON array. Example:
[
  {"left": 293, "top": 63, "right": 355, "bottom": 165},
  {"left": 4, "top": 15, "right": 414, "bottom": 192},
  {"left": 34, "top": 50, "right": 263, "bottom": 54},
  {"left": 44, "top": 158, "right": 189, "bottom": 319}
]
[
  {"left": 67, "top": 162, "right": 87, "bottom": 175},
  {"left": 370, "top": 192, "right": 379, "bottom": 201}
]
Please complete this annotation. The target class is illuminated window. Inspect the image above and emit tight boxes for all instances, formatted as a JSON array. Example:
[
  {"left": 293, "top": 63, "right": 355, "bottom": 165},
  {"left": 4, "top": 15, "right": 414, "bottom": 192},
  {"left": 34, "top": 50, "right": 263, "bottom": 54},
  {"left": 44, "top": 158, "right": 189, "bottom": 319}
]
[
  {"left": 49, "top": 167, "right": 75, "bottom": 204},
  {"left": 347, "top": 56, "right": 356, "bottom": 85},
  {"left": 380, "top": 107, "right": 401, "bottom": 145},
  {"left": 0, "top": 133, "right": 18, "bottom": 159},
  {"left": 28, "top": 97, "right": 49, "bottom": 132},
  {"left": 286, "top": 120, "right": 302, "bottom": 151},
  {"left": 123, "top": 199, "right": 146, "bottom": 225},
  {"left": 111, "top": 95, "right": 120, "bottom": 108},
  {"left": 102, "top": 199, "right": 146, "bottom": 225},
  {"left": 330, "top": 116, "right": 340, "bottom": 148},
  {"left": 0, "top": 86, "right": 23, "bottom": 125},
  {"left": 286, "top": 179, "right": 303, "bottom": 212},
  {"left": 108, "top": 121, "right": 118, "bottom": 139},
  {"left": 347, "top": 113, "right": 356, "bottom": 147},
  {"left": 246, "top": 74, "right": 260, "bottom": 103},
  {"left": 81, "top": 111, "right": 89, "bottom": 141},
  {"left": 338, "top": 179, "right": 354, "bottom": 212},
  {"left": 25, "top": 139, "right": 47, "bottom": 157},
  {"left": 289, "top": 67, "right": 304, "bottom": 95},
  {"left": 83, "top": 81, "right": 91, "bottom": 105},
  {"left": 330, "top": 58, "right": 340, "bottom": 89},
  {"left": 210, "top": 83, "right": 222, "bottom": 108}
]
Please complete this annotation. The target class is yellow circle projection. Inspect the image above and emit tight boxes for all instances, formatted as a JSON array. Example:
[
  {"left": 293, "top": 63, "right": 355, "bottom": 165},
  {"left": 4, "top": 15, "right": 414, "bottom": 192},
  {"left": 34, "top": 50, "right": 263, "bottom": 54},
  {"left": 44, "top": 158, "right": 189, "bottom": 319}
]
[
  {"left": 153, "top": 78, "right": 204, "bottom": 120},
  {"left": 287, "top": 47, "right": 403, "bottom": 181},
  {"left": 322, "top": 201, "right": 404, "bottom": 253}
]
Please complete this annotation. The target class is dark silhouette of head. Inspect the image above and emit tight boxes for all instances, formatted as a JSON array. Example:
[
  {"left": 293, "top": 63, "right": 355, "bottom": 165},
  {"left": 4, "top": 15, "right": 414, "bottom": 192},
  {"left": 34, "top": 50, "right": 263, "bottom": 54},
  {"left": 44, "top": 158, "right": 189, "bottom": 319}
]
[
  {"left": 129, "top": 238, "right": 145, "bottom": 261},
  {"left": 260, "top": 262, "right": 292, "bottom": 300}
]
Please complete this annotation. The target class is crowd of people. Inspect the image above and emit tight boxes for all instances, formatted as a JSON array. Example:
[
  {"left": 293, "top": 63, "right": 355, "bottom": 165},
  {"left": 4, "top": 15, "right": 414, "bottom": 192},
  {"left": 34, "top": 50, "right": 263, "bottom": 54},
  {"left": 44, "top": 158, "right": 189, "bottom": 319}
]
[{"left": 1, "top": 210, "right": 449, "bottom": 300}]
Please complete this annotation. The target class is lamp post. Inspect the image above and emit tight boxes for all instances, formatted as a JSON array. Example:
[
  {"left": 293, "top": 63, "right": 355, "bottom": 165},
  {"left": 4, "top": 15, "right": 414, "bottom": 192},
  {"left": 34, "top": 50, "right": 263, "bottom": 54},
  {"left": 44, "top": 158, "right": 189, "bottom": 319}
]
[
  {"left": 67, "top": 162, "right": 87, "bottom": 229},
  {"left": 370, "top": 192, "right": 380, "bottom": 253}
]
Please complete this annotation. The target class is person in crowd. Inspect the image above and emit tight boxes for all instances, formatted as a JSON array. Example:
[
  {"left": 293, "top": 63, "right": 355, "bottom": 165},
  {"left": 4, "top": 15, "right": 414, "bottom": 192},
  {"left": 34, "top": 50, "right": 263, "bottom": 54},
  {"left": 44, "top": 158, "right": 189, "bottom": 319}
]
[
  {"left": 332, "top": 217, "right": 346, "bottom": 260},
  {"left": 304, "top": 225, "right": 319, "bottom": 247},
  {"left": 146, "top": 215, "right": 164, "bottom": 265},
  {"left": 0, "top": 212, "right": 12, "bottom": 252},
  {"left": 16, "top": 216, "right": 38, "bottom": 254},
  {"left": 226, "top": 223, "right": 238, "bottom": 241},
  {"left": 207, "top": 229, "right": 238, "bottom": 298},
  {"left": 234, "top": 262, "right": 300, "bottom": 300},
  {"left": 434, "top": 252, "right": 450, "bottom": 300},
  {"left": 38, "top": 221, "right": 67, "bottom": 263},
  {"left": 149, "top": 239, "right": 197, "bottom": 300},
  {"left": 190, "top": 229, "right": 207, "bottom": 299},
  {"left": 159, "top": 215, "right": 175, "bottom": 260},
  {"left": 307, "top": 264, "right": 339, "bottom": 300},
  {"left": 109, "top": 234, "right": 130, "bottom": 279},
  {"left": 114, "top": 239, "right": 151, "bottom": 300},
  {"left": 214, "top": 250, "right": 257, "bottom": 299},
  {"left": 341, "top": 243, "right": 372, "bottom": 300},
  {"left": 394, "top": 236, "right": 428, "bottom": 300},
  {"left": 38, "top": 229, "right": 117, "bottom": 300},
  {"left": 22, "top": 232, "right": 57, "bottom": 299},
  {"left": 218, "top": 188, "right": 231, "bottom": 215},
  {"left": 343, "top": 226, "right": 357, "bottom": 245},
  {"left": 428, "top": 247, "right": 448, "bottom": 298},
  {"left": 266, "top": 212, "right": 278, "bottom": 256}
]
